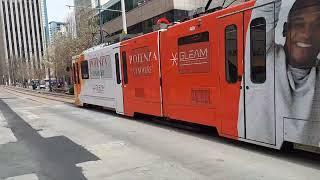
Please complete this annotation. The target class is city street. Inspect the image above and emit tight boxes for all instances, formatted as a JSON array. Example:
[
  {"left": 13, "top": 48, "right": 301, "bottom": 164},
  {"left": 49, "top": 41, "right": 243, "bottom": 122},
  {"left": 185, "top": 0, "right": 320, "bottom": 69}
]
[{"left": 0, "top": 87, "right": 320, "bottom": 180}]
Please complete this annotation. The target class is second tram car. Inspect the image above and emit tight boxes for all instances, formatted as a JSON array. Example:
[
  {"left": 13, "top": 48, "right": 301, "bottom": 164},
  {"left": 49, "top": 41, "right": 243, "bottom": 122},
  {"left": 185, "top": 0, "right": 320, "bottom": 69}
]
[{"left": 73, "top": 43, "right": 124, "bottom": 114}]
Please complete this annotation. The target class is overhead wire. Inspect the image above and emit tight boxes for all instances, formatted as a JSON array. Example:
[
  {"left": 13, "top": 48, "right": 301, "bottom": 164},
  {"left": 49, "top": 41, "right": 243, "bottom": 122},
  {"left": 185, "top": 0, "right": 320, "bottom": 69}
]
[{"left": 226, "top": 0, "right": 239, "bottom": 8}]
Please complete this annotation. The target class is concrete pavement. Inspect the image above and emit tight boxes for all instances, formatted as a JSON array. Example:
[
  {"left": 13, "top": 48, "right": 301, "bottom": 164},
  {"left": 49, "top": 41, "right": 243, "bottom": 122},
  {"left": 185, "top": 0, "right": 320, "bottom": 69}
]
[{"left": 0, "top": 87, "right": 320, "bottom": 180}]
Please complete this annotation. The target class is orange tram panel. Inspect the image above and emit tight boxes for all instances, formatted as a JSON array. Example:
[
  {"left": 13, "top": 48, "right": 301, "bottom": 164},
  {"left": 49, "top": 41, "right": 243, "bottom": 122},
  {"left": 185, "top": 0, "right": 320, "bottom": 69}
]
[{"left": 120, "top": 32, "right": 163, "bottom": 117}]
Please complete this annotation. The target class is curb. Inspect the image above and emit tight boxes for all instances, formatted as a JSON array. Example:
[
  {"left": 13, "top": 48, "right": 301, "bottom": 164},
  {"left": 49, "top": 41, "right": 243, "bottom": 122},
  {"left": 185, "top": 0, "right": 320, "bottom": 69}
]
[{"left": 2, "top": 86, "right": 75, "bottom": 104}]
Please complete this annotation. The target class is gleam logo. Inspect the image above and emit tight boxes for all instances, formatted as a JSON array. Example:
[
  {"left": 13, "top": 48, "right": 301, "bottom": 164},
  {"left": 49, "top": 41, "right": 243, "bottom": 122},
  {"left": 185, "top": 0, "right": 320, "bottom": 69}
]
[
  {"left": 175, "top": 42, "right": 210, "bottom": 74},
  {"left": 179, "top": 48, "right": 208, "bottom": 66},
  {"left": 171, "top": 48, "right": 208, "bottom": 67},
  {"left": 170, "top": 53, "right": 178, "bottom": 66}
]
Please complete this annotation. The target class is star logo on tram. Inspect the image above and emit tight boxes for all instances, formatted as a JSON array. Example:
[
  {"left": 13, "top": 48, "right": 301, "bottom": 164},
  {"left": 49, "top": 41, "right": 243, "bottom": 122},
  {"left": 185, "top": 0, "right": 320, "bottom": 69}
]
[{"left": 170, "top": 53, "right": 178, "bottom": 66}]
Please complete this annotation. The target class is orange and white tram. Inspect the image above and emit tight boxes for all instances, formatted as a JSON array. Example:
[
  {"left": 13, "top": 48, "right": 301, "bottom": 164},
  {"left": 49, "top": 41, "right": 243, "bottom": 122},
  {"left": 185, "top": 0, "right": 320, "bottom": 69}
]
[
  {"left": 73, "top": 0, "right": 320, "bottom": 150},
  {"left": 73, "top": 43, "right": 124, "bottom": 114}
]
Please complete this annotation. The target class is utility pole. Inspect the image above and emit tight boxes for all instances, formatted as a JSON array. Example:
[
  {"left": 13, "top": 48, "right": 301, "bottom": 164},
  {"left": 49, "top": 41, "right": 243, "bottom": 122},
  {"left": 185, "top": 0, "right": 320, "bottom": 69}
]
[
  {"left": 97, "top": 0, "right": 103, "bottom": 43},
  {"left": 120, "top": 0, "right": 127, "bottom": 34}
]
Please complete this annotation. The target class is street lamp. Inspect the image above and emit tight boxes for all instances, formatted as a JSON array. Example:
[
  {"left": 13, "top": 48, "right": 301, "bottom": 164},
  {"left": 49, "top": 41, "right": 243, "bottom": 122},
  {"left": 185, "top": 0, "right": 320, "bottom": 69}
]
[{"left": 67, "top": 0, "right": 127, "bottom": 44}]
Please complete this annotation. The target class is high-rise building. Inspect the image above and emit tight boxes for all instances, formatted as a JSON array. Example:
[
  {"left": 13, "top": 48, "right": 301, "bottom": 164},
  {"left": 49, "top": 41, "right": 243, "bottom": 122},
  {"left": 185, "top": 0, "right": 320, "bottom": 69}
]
[
  {"left": 41, "top": 0, "right": 49, "bottom": 48},
  {"left": 74, "top": 0, "right": 92, "bottom": 7},
  {"left": 74, "top": 0, "right": 93, "bottom": 37},
  {"left": 0, "top": 0, "right": 46, "bottom": 84},
  {"left": 49, "top": 21, "right": 68, "bottom": 43}
]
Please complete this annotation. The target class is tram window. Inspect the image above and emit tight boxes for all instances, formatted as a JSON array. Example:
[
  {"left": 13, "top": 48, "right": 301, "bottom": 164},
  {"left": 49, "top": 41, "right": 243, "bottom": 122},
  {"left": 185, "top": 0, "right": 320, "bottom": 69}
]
[
  {"left": 178, "top": 31, "right": 209, "bottom": 45},
  {"left": 72, "top": 63, "right": 77, "bottom": 84},
  {"left": 81, "top": 60, "right": 89, "bottom": 79},
  {"left": 250, "top": 17, "right": 266, "bottom": 84},
  {"left": 76, "top": 62, "right": 80, "bottom": 83},
  {"left": 122, "top": 51, "right": 128, "bottom": 84},
  {"left": 115, "top": 53, "right": 121, "bottom": 84},
  {"left": 225, "top": 25, "right": 238, "bottom": 84}
]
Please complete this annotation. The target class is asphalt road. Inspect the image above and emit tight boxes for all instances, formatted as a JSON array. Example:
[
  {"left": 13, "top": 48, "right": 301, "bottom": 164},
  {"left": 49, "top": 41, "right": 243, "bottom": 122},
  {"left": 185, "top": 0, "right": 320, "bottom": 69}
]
[{"left": 0, "top": 87, "right": 320, "bottom": 180}]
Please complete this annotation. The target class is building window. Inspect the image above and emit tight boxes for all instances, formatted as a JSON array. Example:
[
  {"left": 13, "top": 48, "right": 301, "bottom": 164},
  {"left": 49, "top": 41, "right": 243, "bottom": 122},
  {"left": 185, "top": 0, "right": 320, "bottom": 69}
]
[
  {"left": 81, "top": 60, "right": 89, "bottom": 79},
  {"left": 250, "top": 18, "right": 266, "bottom": 84},
  {"left": 101, "top": 0, "right": 142, "bottom": 24},
  {"left": 225, "top": 25, "right": 238, "bottom": 84}
]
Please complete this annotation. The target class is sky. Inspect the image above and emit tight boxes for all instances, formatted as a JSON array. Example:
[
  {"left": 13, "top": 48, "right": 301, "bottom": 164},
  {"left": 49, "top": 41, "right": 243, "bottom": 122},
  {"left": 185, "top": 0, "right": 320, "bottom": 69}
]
[{"left": 47, "top": 0, "right": 75, "bottom": 23}]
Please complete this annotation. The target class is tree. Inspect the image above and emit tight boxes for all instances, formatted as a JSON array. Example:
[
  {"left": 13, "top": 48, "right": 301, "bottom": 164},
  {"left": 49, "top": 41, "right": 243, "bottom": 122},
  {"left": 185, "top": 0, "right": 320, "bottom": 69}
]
[{"left": 45, "top": 8, "right": 99, "bottom": 87}]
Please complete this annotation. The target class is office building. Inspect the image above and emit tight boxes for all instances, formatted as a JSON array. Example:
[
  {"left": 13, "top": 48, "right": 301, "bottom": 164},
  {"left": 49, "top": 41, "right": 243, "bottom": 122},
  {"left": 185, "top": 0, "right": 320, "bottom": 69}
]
[
  {"left": 74, "top": 0, "right": 92, "bottom": 37},
  {"left": 100, "top": 0, "right": 206, "bottom": 42},
  {"left": 0, "top": 0, "right": 46, "bottom": 84},
  {"left": 72, "top": 0, "right": 246, "bottom": 44},
  {"left": 100, "top": 0, "right": 249, "bottom": 42},
  {"left": 49, "top": 21, "right": 68, "bottom": 43}
]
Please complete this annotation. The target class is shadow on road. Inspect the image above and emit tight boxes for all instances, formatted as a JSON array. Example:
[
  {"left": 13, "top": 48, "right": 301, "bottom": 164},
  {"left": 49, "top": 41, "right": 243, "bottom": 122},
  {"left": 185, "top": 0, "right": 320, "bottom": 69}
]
[
  {"left": 0, "top": 99, "right": 100, "bottom": 180},
  {"left": 82, "top": 105, "right": 320, "bottom": 171}
]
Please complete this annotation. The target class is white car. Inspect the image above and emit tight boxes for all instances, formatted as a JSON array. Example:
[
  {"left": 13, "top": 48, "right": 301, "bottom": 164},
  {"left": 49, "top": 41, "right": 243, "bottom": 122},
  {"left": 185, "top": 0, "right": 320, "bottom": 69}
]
[{"left": 39, "top": 82, "right": 46, "bottom": 89}]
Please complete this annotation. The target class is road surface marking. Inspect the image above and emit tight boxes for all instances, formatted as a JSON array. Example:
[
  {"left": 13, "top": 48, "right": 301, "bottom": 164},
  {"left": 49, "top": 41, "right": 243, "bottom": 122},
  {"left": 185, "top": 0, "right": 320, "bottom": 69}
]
[
  {"left": 5, "top": 174, "right": 39, "bottom": 180},
  {"left": 0, "top": 111, "right": 17, "bottom": 145},
  {"left": 14, "top": 105, "right": 47, "bottom": 110},
  {"left": 19, "top": 110, "right": 40, "bottom": 120}
]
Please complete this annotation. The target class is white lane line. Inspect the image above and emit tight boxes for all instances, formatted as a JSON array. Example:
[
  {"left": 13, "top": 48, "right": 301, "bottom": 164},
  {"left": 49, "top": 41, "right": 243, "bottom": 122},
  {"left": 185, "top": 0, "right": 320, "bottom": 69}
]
[
  {"left": 5, "top": 174, "right": 39, "bottom": 180},
  {"left": 14, "top": 105, "right": 48, "bottom": 110},
  {"left": 0, "top": 111, "right": 17, "bottom": 145},
  {"left": 0, "top": 111, "right": 8, "bottom": 127},
  {"left": 19, "top": 110, "right": 40, "bottom": 120},
  {"left": 14, "top": 104, "right": 68, "bottom": 111}
]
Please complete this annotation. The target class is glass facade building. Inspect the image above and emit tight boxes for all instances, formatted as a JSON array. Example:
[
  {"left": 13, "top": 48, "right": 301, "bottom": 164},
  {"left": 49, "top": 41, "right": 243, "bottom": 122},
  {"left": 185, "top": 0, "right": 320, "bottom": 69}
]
[
  {"left": 101, "top": 0, "right": 148, "bottom": 24},
  {"left": 100, "top": 0, "right": 206, "bottom": 43}
]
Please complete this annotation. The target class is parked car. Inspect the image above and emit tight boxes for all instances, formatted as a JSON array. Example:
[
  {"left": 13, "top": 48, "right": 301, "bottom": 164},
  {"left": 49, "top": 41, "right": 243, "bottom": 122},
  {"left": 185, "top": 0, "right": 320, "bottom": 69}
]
[{"left": 39, "top": 84, "right": 46, "bottom": 89}]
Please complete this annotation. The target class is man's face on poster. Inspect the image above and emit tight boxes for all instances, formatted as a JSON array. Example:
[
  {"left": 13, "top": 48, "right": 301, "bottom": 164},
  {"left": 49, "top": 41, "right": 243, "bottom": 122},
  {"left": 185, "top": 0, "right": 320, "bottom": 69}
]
[{"left": 285, "top": 3, "right": 320, "bottom": 68}]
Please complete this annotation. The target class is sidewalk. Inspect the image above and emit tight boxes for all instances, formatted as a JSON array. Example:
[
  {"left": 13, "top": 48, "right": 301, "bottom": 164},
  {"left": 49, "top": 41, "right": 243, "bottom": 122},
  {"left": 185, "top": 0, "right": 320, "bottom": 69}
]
[
  {"left": 15, "top": 86, "right": 74, "bottom": 98},
  {"left": 2, "top": 86, "right": 75, "bottom": 104}
]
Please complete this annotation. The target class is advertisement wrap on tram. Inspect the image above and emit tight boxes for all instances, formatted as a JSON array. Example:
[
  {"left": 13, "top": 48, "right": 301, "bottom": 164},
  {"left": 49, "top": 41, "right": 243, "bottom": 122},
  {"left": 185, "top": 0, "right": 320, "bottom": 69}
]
[{"left": 74, "top": 0, "right": 320, "bottom": 150}]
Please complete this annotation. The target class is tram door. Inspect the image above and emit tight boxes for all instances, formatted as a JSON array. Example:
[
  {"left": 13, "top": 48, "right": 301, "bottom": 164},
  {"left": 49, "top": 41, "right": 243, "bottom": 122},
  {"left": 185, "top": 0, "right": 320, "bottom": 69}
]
[
  {"left": 219, "top": 12, "right": 244, "bottom": 138},
  {"left": 113, "top": 51, "right": 124, "bottom": 114},
  {"left": 243, "top": 3, "right": 275, "bottom": 145}
]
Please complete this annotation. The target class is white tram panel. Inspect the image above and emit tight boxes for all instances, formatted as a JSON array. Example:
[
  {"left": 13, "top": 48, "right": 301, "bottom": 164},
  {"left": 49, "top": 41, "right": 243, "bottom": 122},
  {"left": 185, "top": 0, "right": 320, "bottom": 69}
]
[{"left": 80, "top": 43, "right": 124, "bottom": 114}]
